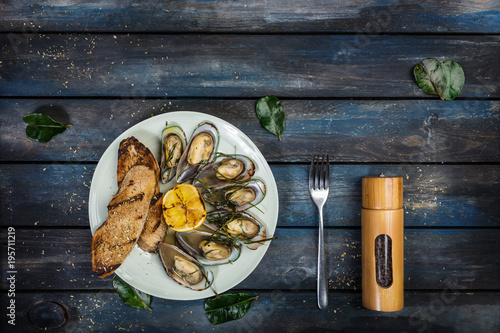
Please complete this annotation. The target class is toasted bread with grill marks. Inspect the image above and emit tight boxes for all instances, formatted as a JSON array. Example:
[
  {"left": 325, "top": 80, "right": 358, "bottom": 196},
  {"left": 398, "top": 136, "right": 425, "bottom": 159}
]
[
  {"left": 91, "top": 165, "right": 156, "bottom": 278},
  {"left": 117, "top": 136, "right": 166, "bottom": 252},
  {"left": 117, "top": 136, "right": 160, "bottom": 191},
  {"left": 137, "top": 193, "right": 167, "bottom": 253}
]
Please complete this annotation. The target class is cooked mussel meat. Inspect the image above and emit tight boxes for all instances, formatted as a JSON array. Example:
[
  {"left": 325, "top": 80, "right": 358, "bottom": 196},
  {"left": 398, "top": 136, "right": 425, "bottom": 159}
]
[
  {"left": 176, "top": 122, "right": 220, "bottom": 183},
  {"left": 226, "top": 217, "right": 259, "bottom": 239},
  {"left": 205, "top": 210, "right": 268, "bottom": 250},
  {"left": 199, "top": 240, "right": 232, "bottom": 261},
  {"left": 226, "top": 187, "right": 256, "bottom": 206},
  {"left": 173, "top": 255, "right": 203, "bottom": 285},
  {"left": 165, "top": 136, "right": 183, "bottom": 168},
  {"left": 158, "top": 242, "right": 214, "bottom": 290},
  {"left": 199, "top": 179, "right": 265, "bottom": 212},
  {"left": 216, "top": 158, "right": 245, "bottom": 180},
  {"left": 193, "top": 154, "right": 255, "bottom": 189},
  {"left": 176, "top": 230, "right": 241, "bottom": 265},
  {"left": 187, "top": 133, "right": 214, "bottom": 165},
  {"left": 160, "top": 123, "right": 187, "bottom": 183}
]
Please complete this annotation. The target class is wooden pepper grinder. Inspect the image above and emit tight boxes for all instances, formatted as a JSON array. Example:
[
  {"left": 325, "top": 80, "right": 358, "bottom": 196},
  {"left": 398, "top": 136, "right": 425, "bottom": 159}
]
[{"left": 361, "top": 175, "right": 404, "bottom": 312}]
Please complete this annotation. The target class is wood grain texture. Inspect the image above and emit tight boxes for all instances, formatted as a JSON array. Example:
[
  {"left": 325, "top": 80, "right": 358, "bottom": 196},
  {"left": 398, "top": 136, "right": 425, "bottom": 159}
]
[
  {"left": 1, "top": 0, "right": 498, "bottom": 331},
  {"left": 0, "top": 164, "right": 93, "bottom": 227},
  {"left": 1, "top": 164, "right": 498, "bottom": 228},
  {"left": 1, "top": 99, "right": 499, "bottom": 163},
  {"left": 3, "top": 291, "right": 498, "bottom": 332},
  {"left": 1, "top": 0, "right": 499, "bottom": 33},
  {"left": 361, "top": 209, "right": 405, "bottom": 311},
  {"left": 1, "top": 228, "right": 499, "bottom": 291},
  {"left": 1, "top": 34, "right": 499, "bottom": 98}
]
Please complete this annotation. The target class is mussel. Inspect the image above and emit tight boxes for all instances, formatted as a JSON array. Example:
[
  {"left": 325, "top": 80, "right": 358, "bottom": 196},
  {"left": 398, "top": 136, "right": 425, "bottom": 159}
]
[
  {"left": 160, "top": 122, "right": 187, "bottom": 183},
  {"left": 226, "top": 187, "right": 256, "bottom": 206},
  {"left": 176, "top": 230, "right": 241, "bottom": 265},
  {"left": 176, "top": 122, "right": 220, "bottom": 183},
  {"left": 173, "top": 256, "right": 203, "bottom": 285},
  {"left": 226, "top": 217, "right": 259, "bottom": 239},
  {"left": 200, "top": 179, "right": 266, "bottom": 212},
  {"left": 217, "top": 158, "right": 245, "bottom": 180},
  {"left": 193, "top": 154, "right": 255, "bottom": 189},
  {"left": 205, "top": 210, "right": 268, "bottom": 250},
  {"left": 158, "top": 242, "right": 214, "bottom": 291}
]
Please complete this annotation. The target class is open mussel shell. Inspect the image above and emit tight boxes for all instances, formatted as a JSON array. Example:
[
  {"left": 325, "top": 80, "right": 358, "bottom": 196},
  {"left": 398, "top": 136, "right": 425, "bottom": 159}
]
[
  {"left": 160, "top": 122, "right": 187, "bottom": 183},
  {"left": 200, "top": 179, "right": 266, "bottom": 212},
  {"left": 205, "top": 210, "right": 268, "bottom": 250},
  {"left": 176, "top": 230, "right": 241, "bottom": 266},
  {"left": 193, "top": 154, "right": 256, "bottom": 189},
  {"left": 158, "top": 243, "right": 214, "bottom": 291},
  {"left": 176, "top": 122, "right": 220, "bottom": 184}
]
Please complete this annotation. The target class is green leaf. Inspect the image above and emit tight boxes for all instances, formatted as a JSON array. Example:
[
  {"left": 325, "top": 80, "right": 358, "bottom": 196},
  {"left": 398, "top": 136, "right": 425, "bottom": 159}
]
[
  {"left": 204, "top": 293, "right": 258, "bottom": 325},
  {"left": 23, "top": 113, "right": 71, "bottom": 143},
  {"left": 413, "top": 58, "right": 465, "bottom": 101},
  {"left": 112, "top": 275, "right": 152, "bottom": 310},
  {"left": 255, "top": 96, "right": 286, "bottom": 140}
]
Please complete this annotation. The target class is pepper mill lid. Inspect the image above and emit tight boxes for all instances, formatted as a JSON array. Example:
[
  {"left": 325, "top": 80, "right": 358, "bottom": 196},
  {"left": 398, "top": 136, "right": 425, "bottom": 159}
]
[{"left": 362, "top": 175, "right": 403, "bottom": 210}]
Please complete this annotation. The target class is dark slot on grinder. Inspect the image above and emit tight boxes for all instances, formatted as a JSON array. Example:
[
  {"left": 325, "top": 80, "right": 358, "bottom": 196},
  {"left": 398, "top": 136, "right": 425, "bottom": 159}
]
[{"left": 375, "top": 234, "right": 393, "bottom": 288}]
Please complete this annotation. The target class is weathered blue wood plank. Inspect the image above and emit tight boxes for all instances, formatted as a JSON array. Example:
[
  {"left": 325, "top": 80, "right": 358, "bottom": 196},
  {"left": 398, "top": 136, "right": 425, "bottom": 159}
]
[
  {"left": 246, "top": 228, "right": 500, "bottom": 291},
  {"left": 0, "top": 164, "right": 94, "bottom": 227},
  {"left": 10, "top": 291, "right": 500, "bottom": 332},
  {"left": 1, "top": 0, "right": 499, "bottom": 33},
  {"left": 1, "top": 228, "right": 498, "bottom": 291},
  {"left": 1, "top": 164, "right": 498, "bottom": 228},
  {"left": 1, "top": 99, "right": 498, "bottom": 163},
  {"left": 274, "top": 164, "right": 500, "bottom": 228},
  {"left": 1, "top": 34, "right": 499, "bottom": 98}
]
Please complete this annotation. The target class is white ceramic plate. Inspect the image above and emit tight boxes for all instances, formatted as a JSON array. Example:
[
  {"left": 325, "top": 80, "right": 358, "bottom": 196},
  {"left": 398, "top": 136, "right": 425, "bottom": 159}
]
[{"left": 89, "top": 111, "right": 278, "bottom": 300}]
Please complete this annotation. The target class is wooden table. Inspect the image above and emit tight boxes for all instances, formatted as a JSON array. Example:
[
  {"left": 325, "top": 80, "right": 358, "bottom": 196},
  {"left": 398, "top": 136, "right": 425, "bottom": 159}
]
[{"left": 1, "top": 1, "right": 499, "bottom": 332}]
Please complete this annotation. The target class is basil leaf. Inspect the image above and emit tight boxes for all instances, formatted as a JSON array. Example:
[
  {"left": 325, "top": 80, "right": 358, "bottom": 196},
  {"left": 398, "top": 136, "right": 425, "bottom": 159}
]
[
  {"left": 112, "top": 275, "right": 152, "bottom": 310},
  {"left": 23, "top": 113, "right": 71, "bottom": 143},
  {"left": 204, "top": 293, "right": 258, "bottom": 325},
  {"left": 413, "top": 58, "right": 465, "bottom": 101},
  {"left": 255, "top": 96, "right": 286, "bottom": 140}
]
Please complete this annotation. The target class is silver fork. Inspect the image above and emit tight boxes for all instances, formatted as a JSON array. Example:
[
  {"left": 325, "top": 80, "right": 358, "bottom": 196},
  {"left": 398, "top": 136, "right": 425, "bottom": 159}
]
[{"left": 309, "top": 154, "right": 330, "bottom": 310}]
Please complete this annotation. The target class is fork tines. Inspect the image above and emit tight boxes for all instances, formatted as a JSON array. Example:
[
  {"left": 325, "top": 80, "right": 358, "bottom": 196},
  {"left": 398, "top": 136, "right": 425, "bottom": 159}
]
[{"left": 309, "top": 154, "right": 330, "bottom": 190}]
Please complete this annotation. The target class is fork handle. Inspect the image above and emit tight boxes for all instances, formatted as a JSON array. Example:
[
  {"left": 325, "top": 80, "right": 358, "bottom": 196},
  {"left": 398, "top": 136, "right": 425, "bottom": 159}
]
[{"left": 317, "top": 207, "right": 328, "bottom": 310}]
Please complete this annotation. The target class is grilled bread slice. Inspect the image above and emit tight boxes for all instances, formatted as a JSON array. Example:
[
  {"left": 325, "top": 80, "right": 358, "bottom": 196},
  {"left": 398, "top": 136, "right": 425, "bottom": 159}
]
[
  {"left": 118, "top": 136, "right": 166, "bottom": 251},
  {"left": 91, "top": 165, "right": 156, "bottom": 278},
  {"left": 117, "top": 136, "right": 160, "bottom": 190},
  {"left": 137, "top": 193, "right": 167, "bottom": 253}
]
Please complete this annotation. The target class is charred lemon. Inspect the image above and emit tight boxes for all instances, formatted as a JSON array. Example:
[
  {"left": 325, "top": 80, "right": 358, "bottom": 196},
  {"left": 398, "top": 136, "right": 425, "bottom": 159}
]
[{"left": 162, "top": 184, "right": 206, "bottom": 232}]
